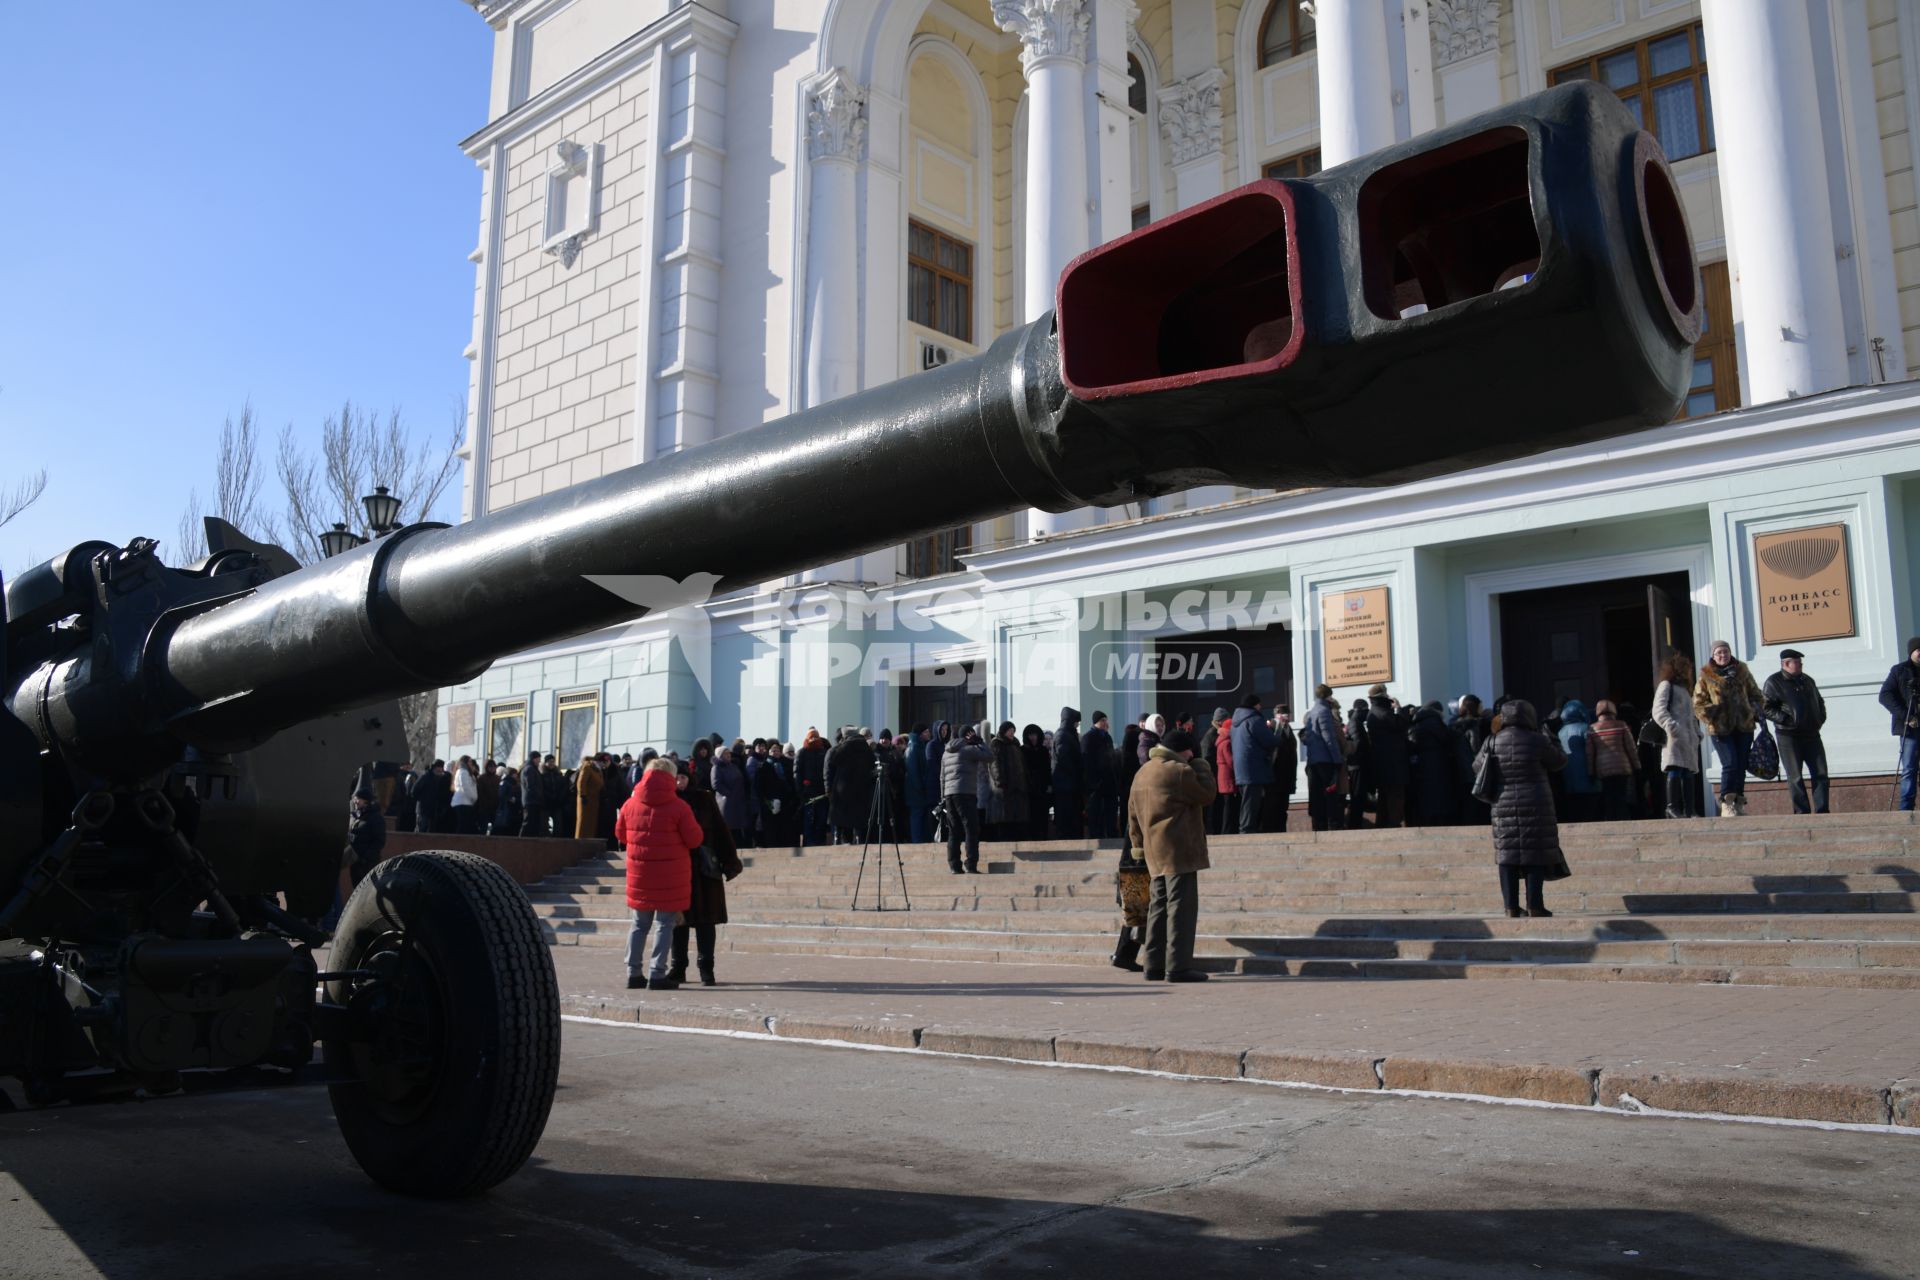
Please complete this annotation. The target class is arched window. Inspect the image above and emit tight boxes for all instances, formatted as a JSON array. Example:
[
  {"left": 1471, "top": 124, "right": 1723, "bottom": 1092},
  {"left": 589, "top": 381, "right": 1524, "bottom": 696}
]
[
  {"left": 1127, "top": 54, "right": 1147, "bottom": 115},
  {"left": 1259, "top": 0, "right": 1315, "bottom": 67}
]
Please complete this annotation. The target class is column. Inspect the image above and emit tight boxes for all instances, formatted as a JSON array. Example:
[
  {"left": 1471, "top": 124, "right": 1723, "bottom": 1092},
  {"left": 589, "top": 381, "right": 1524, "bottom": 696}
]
[
  {"left": 1700, "top": 0, "right": 1850, "bottom": 403},
  {"left": 802, "top": 69, "right": 866, "bottom": 409},
  {"left": 798, "top": 69, "right": 875, "bottom": 586},
  {"left": 1314, "top": 0, "right": 1396, "bottom": 166},
  {"left": 995, "top": 0, "right": 1093, "bottom": 539}
]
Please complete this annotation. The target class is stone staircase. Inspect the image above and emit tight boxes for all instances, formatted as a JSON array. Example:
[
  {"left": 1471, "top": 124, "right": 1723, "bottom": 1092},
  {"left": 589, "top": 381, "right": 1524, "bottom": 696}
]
[{"left": 530, "top": 810, "right": 1920, "bottom": 988}]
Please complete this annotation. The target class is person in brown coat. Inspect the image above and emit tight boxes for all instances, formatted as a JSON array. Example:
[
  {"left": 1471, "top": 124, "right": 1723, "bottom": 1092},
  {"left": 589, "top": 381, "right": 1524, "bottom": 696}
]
[
  {"left": 1693, "top": 639, "right": 1764, "bottom": 817},
  {"left": 669, "top": 762, "right": 744, "bottom": 985},
  {"left": 574, "top": 756, "right": 605, "bottom": 841},
  {"left": 1126, "top": 728, "right": 1215, "bottom": 983}
]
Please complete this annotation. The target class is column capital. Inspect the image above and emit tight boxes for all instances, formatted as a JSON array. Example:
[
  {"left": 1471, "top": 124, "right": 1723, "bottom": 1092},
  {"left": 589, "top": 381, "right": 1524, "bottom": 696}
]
[
  {"left": 806, "top": 68, "right": 869, "bottom": 164},
  {"left": 991, "top": 0, "right": 1091, "bottom": 73},
  {"left": 1157, "top": 67, "right": 1224, "bottom": 166},
  {"left": 1429, "top": 0, "right": 1499, "bottom": 67}
]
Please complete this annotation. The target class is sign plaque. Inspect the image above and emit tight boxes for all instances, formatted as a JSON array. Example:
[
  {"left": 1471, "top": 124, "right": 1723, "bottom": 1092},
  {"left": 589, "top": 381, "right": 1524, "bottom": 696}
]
[
  {"left": 1754, "top": 523, "right": 1855, "bottom": 646},
  {"left": 1321, "top": 586, "right": 1393, "bottom": 686},
  {"left": 448, "top": 702, "right": 476, "bottom": 748}
]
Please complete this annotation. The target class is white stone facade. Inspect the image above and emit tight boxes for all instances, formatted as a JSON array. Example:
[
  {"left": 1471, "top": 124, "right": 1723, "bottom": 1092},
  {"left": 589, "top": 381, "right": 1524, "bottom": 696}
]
[{"left": 438, "top": 0, "right": 1920, "bottom": 792}]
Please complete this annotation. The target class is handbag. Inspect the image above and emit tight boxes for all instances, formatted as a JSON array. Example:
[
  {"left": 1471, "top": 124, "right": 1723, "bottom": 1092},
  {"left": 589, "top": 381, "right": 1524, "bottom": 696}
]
[
  {"left": 1637, "top": 718, "right": 1667, "bottom": 749},
  {"left": 693, "top": 844, "right": 725, "bottom": 881},
  {"left": 1470, "top": 741, "right": 1502, "bottom": 804},
  {"left": 1748, "top": 720, "right": 1780, "bottom": 781}
]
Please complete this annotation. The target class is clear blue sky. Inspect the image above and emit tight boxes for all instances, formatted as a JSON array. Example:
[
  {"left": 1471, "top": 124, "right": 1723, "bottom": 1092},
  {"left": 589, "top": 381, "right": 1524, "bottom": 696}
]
[{"left": 0, "top": 4, "right": 494, "bottom": 573}]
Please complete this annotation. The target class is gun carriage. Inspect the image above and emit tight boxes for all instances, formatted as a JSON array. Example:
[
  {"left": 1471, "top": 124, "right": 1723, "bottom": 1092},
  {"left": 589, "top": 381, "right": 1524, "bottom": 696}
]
[{"left": 0, "top": 84, "right": 1697, "bottom": 1195}]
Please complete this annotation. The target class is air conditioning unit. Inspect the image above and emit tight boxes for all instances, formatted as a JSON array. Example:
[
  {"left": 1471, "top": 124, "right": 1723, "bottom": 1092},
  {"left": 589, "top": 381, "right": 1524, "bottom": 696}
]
[{"left": 919, "top": 338, "right": 956, "bottom": 372}]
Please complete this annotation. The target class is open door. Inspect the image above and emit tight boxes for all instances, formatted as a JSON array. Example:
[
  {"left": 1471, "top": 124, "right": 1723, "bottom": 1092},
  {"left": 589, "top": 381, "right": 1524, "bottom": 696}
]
[{"left": 1647, "top": 582, "right": 1679, "bottom": 677}]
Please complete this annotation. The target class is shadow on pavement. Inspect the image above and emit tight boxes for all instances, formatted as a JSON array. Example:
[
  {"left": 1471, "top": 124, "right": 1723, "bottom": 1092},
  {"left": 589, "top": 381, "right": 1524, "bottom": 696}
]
[{"left": 0, "top": 1090, "right": 1895, "bottom": 1279}]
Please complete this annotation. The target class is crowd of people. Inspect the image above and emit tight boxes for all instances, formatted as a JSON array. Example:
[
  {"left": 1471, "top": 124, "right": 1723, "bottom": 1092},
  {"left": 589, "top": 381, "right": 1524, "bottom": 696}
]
[
  {"left": 341, "top": 639, "right": 1920, "bottom": 985},
  {"left": 359, "top": 637, "right": 1891, "bottom": 864}
]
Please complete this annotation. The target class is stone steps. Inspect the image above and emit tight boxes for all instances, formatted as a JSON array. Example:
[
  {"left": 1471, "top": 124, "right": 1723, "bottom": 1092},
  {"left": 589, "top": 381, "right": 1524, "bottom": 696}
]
[
  {"left": 534, "top": 904, "right": 1920, "bottom": 940},
  {"left": 545, "top": 923, "right": 1920, "bottom": 989},
  {"left": 531, "top": 813, "right": 1920, "bottom": 987},
  {"left": 538, "top": 915, "right": 1920, "bottom": 986},
  {"left": 538, "top": 888, "right": 1920, "bottom": 916}
]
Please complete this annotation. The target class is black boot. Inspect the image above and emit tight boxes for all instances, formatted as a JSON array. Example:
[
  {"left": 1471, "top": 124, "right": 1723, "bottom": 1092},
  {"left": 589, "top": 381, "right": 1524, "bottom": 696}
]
[
  {"left": 668, "top": 924, "right": 690, "bottom": 985},
  {"left": 1110, "top": 925, "right": 1143, "bottom": 972},
  {"left": 698, "top": 961, "right": 716, "bottom": 986}
]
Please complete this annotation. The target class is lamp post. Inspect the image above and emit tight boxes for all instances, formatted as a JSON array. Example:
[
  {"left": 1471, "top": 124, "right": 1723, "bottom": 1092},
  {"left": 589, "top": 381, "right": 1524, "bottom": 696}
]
[
  {"left": 317, "top": 523, "right": 365, "bottom": 558},
  {"left": 362, "top": 484, "right": 403, "bottom": 537},
  {"left": 317, "top": 486, "right": 403, "bottom": 558}
]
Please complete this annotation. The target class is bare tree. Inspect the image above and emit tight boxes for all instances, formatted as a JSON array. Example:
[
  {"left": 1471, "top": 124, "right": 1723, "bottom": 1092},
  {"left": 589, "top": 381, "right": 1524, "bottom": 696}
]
[
  {"left": 177, "top": 398, "right": 463, "bottom": 758},
  {"left": 277, "top": 401, "right": 461, "bottom": 565},
  {"left": 174, "top": 404, "right": 276, "bottom": 563},
  {"left": 1, "top": 469, "right": 47, "bottom": 531}
]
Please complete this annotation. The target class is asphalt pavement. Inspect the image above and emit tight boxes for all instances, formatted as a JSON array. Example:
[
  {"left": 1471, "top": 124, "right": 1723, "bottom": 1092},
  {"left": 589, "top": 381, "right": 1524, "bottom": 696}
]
[{"left": 4, "top": 1019, "right": 1917, "bottom": 1277}]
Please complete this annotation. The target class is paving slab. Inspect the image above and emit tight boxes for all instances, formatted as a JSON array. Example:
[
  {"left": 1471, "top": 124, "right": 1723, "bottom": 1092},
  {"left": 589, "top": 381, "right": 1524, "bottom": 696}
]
[{"left": 549, "top": 945, "right": 1920, "bottom": 1125}]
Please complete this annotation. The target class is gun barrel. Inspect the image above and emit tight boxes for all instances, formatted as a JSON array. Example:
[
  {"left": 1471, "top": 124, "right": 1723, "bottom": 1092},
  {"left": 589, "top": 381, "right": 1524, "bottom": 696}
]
[
  {"left": 16, "top": 82, "right": 1697, "bottom": 766},
  {"left": 156, "top": 319, "right": 1072, "bottom": 746}
]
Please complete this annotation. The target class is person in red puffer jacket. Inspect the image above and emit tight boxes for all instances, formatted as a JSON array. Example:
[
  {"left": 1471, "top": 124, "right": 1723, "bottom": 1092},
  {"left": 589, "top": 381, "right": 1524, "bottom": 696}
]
[
  {"left": 616, "top": 758, "right": 704, "bottom": 990},
  {"left": 1213, "top": 714, "right": 1236, "bottom": 835}
]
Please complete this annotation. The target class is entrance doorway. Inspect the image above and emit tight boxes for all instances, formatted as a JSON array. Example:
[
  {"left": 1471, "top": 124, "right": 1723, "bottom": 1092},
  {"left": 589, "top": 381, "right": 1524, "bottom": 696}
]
[
  {"left": 1496, "top": 572, "right": 1693, "bottom": 720},
  {"left": 1153, "top": 627, "right": 1293, "bottom": 731},
  {"left": 899, "top": 661, "right": 985, "bottom": 733}
]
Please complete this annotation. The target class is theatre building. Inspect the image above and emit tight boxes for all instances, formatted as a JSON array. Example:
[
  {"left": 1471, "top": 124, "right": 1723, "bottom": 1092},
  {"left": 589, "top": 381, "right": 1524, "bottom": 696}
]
[{"left": 437, "top": 0, "right": 1920, "bottom": 802}]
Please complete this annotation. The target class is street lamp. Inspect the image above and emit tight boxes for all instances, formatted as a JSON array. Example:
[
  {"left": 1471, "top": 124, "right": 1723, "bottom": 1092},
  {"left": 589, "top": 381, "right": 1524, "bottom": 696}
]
[
  {"left": 362, "top": 484, "right": 403, "bottom": 536},
  {"left": 318, "top": 522, "right": 365, "bottom": 558}
]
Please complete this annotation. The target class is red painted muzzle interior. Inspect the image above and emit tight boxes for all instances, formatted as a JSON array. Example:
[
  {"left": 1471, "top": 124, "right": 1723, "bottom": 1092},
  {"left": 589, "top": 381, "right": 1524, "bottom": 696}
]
[
  {"left": 1057, "top": 182, "right": 1302, "bottom": 399},
  {"left": 1358, "top": 125, "right": 1541, "bottom": 321}
]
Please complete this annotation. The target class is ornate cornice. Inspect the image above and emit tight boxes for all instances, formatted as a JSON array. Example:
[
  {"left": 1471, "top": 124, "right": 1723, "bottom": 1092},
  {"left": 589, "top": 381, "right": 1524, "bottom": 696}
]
[
  {"left": 806, "top": 68, "right": 869, "bottom": 164},
  {"left": 1157, "top": 68, "right": 1224, "bottom": 166},
  {"left": 1429, "top": 0, "right": 1500, "bottom": 67},
  {"left": 463, "top": 0, "right": 533, "bottom": 30},
  {"left": 991, "top": 0, "right": 1091, "bottom": 71}
]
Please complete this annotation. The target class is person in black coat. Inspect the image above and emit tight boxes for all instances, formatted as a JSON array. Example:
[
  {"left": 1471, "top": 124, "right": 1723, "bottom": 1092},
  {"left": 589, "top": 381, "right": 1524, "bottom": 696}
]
[
  {"left": 1878, "top": 637, "right": 1920, "bottom": 811},
  {"left": 668, "top": 765, "right": 745, "bottom": 986},
  {"left": 1020, "top": 724, "right": 1052, "bottom": 840},
  {"left": 1344, "top": 700, "right": 1372, "bottom": 829},
  {"left": 825, "top": 727, "right": 877, "bottom": 841},
  {"left": 413, "top": 760, "right": 452, "bottom": 835},
  {"left": 1360, "top": 689, "right": 1411, "bottom": 828},
  {"left": 543, "top": 759, "right": 570, "bottom": 837},
  {"left": 1051, "top": 707, "right": 1084, "bottom": 838},
  {"left": 1081, "top": 712, "right": 1118, "bottom": 838},
  {"left": 1762, "top": 649, "right": 1830, "bottom": 815},
  {"left": 388, "top": 764, "right": 418, "bottom": 833},
  {"left": 1408, "top": 701, "right": 1464, "bottom": 827},
  {"left": 1486, "top": 699, "right": 1568, "bottom": 917},
  {"left": 1260, "top": 712, "right": 1299, "bottom": 832},
  {"left": 519, "top": 752, "right": 548, "bottom": 835}
]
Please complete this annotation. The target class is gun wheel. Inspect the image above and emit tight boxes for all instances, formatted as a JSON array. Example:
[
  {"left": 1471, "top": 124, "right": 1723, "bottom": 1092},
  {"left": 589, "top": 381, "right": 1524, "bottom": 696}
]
[{"left": 323, "top": 851, "right": 560, "bottom": 1197}]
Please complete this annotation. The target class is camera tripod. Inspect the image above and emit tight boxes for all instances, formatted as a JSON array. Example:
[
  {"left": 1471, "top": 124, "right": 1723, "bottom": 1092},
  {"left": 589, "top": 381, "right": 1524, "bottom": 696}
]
[{"left": 850, "top": 758, "right": 912, "bottom": 911}]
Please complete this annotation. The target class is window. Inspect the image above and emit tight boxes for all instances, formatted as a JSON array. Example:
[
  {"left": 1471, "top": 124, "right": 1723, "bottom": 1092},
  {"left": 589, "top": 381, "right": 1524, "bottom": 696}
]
[
  {"left": 907, "top": 220, "right": 973, "bottom": 343},
  {"left": 905, "top": 526, "right": 972, "bottom": 579},
  {"left": 488, "top": 699, "right": 527, "bottom": 764},
  {"left": 1679, "top": 260, "right": 1738, "bottom": 419},
  {"left": 1131, "top": 203, "right": 1151, "bottom": 231},
  {"left": 1264, "top": 148, "right": 1322, "bottom": 180},
  {"left": 1127, "top": 54, "right": 1147, "bottom": 115},
  {"left": 1552, "top": 24, "right": 1713, "bottom": 161},
  {"left": 1259, "top": 0, "right": 1315, "bottom": 67},
  {"left": 554, "top": 690, "right": 601, "bottom": 765}
]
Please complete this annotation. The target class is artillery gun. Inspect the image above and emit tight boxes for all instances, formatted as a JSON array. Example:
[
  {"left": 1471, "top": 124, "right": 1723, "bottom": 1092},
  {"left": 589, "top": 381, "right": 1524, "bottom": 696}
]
[{"left": 0, "top": 84, "right": 1697, "bottom": 1195}]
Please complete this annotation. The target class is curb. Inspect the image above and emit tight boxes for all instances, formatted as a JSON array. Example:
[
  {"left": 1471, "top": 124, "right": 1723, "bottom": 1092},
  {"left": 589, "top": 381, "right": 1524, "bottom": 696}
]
[{"left": 559, "top": 993, "right": 1919, "bottom": 1130}]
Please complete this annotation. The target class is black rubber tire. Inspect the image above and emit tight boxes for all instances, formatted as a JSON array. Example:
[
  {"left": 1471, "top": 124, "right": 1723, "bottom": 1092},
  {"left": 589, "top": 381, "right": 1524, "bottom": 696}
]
[{"left": 324, "top": 851, "right": 560, "bottom": 1197}]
